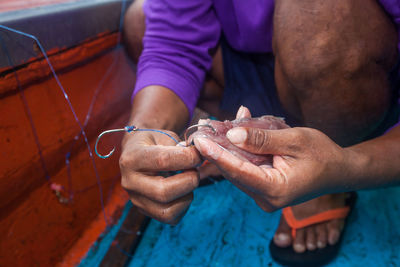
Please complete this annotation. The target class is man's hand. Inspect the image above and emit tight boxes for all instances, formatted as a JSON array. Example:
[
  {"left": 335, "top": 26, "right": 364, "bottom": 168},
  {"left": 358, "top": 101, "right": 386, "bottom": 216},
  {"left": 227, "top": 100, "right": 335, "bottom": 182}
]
[
  {"left": 193, "top": 123, "right": 355, "bottom": 212},
  {"left": 120, "top": 129, "right": 202, "bottom": 224}
]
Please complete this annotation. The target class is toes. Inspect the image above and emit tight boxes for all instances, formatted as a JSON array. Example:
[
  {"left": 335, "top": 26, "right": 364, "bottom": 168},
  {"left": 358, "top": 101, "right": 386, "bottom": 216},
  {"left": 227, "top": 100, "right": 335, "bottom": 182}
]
[
  {"left": 305, "top": 226, "right": 317, "bottom": 251},
  {"left": 327, "top": 219, "right": 344, "bottom": 245},
  {"left": 293, "top": 228, "right": 306, "bottom": 253},
  {"left": 273, "top": 216, "right": 292, "bottom": 248},
  {"left": 315, "top": 223, "right": 328, "bottom": 249}
]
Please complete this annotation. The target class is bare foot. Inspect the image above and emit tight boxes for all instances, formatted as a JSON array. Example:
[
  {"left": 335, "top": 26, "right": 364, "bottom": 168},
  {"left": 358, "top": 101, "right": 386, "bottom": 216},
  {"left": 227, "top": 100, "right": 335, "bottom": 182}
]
[{"left": 273, "top": 193, "right": 348, "bottom": 253}]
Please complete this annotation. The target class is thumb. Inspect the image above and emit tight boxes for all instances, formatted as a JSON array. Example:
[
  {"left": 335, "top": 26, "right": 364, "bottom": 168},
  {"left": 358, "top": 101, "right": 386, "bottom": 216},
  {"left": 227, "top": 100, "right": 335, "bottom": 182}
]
[
  {"left": 226, "top": 127, "right": 299, "bottom": 155},
  {"left": 235, "top": 105, "right": 252, "bottom": 119}
]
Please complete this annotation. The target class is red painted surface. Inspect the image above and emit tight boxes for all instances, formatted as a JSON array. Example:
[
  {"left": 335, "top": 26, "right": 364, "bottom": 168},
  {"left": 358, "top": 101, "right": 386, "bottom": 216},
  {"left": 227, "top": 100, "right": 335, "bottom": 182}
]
[
  {"left": 60, "top": 185, "right": 129, "bottom": 267},
  {"left": 0, "top": 32, "right": 118, "bottom": 92},
  {"left": 0, "top": 34, "right": 136, "bottom": 266},
  {"left": 0, "top": 0, "right": 78, "bottom": 13}
]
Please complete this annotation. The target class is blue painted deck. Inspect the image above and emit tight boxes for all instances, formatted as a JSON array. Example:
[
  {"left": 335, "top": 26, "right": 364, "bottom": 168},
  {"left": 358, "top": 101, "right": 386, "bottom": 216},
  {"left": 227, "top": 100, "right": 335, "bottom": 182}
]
[{"left": 129, "top": 181, "right": 400, "bottom": 267}]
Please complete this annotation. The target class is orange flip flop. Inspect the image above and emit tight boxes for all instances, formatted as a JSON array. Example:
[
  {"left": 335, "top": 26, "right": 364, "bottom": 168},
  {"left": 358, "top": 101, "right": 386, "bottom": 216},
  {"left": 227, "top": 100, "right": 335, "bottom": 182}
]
[{"left": 269, "top": 192, "right": 357, "bottom": 266}]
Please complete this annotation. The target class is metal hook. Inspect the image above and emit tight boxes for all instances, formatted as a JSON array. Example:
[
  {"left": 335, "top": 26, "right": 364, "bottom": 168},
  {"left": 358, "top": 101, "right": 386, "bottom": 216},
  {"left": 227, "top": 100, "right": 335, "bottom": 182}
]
[
  {"left": 184, "top": 123, "right": 216, "bottom": 146},
  {"left": 95, "top": 126, "right": 136, "bottom": 159}
]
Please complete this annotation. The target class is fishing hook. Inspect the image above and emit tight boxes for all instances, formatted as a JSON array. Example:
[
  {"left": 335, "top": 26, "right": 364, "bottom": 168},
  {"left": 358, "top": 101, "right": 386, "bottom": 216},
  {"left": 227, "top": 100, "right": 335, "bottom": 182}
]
[
  {"left": 95, "top": 126, "right": 137, "bottom": 159},
  {"left": 95, "top": 123, "right": 216, "bottom": 159},
  {"left": 184, "top": 123, "right": 216, "bottom": 146}
]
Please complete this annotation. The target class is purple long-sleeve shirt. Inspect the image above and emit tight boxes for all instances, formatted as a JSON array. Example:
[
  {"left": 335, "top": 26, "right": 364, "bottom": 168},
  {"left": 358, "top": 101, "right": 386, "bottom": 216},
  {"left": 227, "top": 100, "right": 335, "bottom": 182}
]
[{"left": 133, "top": 0, "right": 400, "bottom": 118}]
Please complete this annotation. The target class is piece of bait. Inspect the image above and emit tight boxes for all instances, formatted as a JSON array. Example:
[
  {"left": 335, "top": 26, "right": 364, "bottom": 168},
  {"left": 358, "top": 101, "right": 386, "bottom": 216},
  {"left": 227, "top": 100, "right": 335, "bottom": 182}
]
[{"left": 188, "top": 116, "right": 289, "bottom": 166}]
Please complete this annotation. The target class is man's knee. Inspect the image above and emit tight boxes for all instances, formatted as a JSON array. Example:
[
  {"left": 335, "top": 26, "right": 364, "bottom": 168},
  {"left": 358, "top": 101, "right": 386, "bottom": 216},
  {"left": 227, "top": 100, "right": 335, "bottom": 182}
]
[
  {"left": 123, "top": 0, "right": 146, "bottom": 62},
  {"left": 273, "top": 0, "right": 397, "bottom": 90}
]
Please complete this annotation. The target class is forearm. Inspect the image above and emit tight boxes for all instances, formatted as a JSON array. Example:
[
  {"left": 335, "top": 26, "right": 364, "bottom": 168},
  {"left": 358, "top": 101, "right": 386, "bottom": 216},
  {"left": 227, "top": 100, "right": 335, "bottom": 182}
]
[
  {"left": 344, "top": 124, "right": 400, "bottom": 190},
  {"left": 126, "top": 85, "right": 189, "bottom": 136}
]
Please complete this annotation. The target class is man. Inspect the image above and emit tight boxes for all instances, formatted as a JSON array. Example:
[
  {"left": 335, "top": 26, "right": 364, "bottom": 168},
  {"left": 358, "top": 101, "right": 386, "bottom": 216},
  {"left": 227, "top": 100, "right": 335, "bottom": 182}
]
[{"left": 120, "top": 0, "right": 400, "bottom": 265}]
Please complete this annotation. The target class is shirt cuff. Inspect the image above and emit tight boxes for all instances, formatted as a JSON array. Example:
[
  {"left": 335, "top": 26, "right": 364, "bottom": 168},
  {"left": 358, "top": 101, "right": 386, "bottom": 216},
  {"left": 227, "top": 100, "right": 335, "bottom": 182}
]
[{"left": 133, "top": 68, "right": 200, "bottom": 119}]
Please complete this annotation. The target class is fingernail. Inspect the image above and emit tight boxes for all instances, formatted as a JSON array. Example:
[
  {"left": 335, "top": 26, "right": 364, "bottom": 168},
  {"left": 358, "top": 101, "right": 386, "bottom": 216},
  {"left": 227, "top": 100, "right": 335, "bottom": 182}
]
[
  {"left": 237, "top": 106, "right": 245, "bottom": 118},
  {"left": 194, "top": 137, "right": 207, "bottom": 150},
  {"left": 193, "top": 138, "right": 220, "bottom": 160},
  {"left": 198, "top": 119, "right": 208, "bottom": 125},
  {"left": 226, "top": 128, "right": 247, "bottom": 144}
]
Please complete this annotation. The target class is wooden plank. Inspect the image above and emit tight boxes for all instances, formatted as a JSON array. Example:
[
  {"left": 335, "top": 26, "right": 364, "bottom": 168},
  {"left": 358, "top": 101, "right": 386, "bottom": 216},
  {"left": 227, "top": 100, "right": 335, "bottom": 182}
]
[
  {"left": 0, "top": 45, "right": 136, "bottom": 266},
  {"left": 100, "top": 208, "right": 150, "bottom": 267}
]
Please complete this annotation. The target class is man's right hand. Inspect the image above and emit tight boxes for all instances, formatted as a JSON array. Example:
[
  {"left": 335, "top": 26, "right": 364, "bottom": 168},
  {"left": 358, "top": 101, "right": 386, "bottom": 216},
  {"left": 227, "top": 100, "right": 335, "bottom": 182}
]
[{"left": 119, "top": 128, "right": 202, "bottom": 225}]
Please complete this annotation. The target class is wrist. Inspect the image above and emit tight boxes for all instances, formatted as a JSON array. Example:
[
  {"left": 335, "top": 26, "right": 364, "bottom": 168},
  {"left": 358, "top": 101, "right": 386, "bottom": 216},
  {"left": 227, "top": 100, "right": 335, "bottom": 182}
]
[
  {"left": 130, "top": 85, "right": 189, "bottom": 131},
  {"left": 340, "top": 146, "right": 370, "bottom": 191}
]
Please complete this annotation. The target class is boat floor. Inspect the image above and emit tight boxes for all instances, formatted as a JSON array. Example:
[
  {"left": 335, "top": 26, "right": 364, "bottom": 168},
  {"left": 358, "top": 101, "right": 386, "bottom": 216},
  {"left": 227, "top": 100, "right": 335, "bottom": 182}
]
[{"left": 84, "top": 181, "right": 400, "bottom": 266}]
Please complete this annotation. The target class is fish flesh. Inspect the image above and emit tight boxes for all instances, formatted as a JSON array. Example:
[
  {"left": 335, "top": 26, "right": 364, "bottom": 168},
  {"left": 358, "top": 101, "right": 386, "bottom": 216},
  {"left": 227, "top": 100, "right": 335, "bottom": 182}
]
[{"left": 189, "top": 116, "right": 289, "bottom": 166}]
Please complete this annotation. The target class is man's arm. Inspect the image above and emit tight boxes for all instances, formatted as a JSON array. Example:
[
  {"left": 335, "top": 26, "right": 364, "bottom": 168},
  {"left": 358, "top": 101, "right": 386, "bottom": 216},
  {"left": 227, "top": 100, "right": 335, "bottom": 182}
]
[
  {"left": 347, "top": 124, "right": 400, "bottom": 190},
  {"left": 125, "top": 85, "right": 189, "bottom": 135}
]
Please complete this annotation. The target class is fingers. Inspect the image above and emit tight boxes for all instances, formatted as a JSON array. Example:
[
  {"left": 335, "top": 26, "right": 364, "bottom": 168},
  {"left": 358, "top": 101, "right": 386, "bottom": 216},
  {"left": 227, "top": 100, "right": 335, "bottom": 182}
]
[
  {"left": 120, "top": 144, "right": 201, "bottom": 172},
  {"left": 122, "top": 170, "right": 199, "bottom": 203},
  {"left": 197, "top": 161, "right": 222, "bottom": 179},
  {"left": 129, "top": 190, "right": 193, "bottom": 225},
  {"left": 194, "top": 137, "right": 283, "bottom": 194},
  {"left": 226, "top": 127, "right": 304, "bottom": 155},
  {"left": 120, "top": 129, "right": 201, "bottom": 225},
  {"left": 235, "top": 106, "right": 252, "bottom": 119},
  {"left": 122, "top": 170, "right": 199, "bottom": 224}
]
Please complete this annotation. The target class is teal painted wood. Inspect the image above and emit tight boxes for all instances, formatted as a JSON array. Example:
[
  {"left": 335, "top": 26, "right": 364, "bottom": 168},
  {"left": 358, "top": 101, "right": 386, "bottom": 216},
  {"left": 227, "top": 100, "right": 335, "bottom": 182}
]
[
  {"left": 129, "top": 181, "right": 400, "bottom": 267},
  {"left": 79, "top": 201, "right": 132, "bottom": 267}
]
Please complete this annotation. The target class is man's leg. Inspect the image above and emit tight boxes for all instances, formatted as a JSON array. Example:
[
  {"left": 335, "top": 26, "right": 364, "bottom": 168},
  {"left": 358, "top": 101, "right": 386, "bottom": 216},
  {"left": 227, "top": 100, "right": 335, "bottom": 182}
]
[
  {"left": 273, "top": 0, "right": 397, "bottom": 252},
  {"left": 123, "top": 0, "right": 226, "bottom": 119}
]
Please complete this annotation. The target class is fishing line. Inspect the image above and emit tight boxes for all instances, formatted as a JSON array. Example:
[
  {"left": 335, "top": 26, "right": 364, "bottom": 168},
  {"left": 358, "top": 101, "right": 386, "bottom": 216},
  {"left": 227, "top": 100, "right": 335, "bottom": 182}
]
[
  {"left": 1, "top": 0, "right": 232, "bottom": 261},
  {"left": 0, "top": 34, "right": 51, "bottom": 183},
  {"left": 63, "top": 0, "right": 128, "bottom": 203},
  {"left": 0, "top": 24, "right": 108, "bottom": 224},
  {"left": 0, "top": 0, "right": 129, "bottom": 220},
  {"left": 0, "top": 0, "right": 150, "bottom": 259}
]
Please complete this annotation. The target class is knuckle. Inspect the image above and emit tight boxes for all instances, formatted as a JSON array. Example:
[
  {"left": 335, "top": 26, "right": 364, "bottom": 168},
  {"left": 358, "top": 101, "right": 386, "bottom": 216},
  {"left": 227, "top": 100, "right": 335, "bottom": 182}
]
[
  {"left": 120, "top": 175, "right": 131, "bottom": 190},
  {"left": 119, "top": 153, "right": 130, "bottom": 170},
  {"left": 267, "top": 198, "right": 284, "bottom": 211},
  {"left": 190, "top": 172, "right": 200, "bottom": 188},
  {"left": 154, "top": 181, "right": 169, "bottom": 203},
  {"left": 290, "top": 128, "right": 303, "bottom": 140},
  {"left": 286, "top": 128, "right": 305, "bottom": 151},
  {"left": 254, "top": 199, "right": 273, "bottom": 213},
  {"left": 155, "top": 153, "right": 170, "bottom": 170},
  {"left": 186, "top": 148, "right": 200, "bottom": 166},
  {"left": 249, "top": 129, "right": 270, "bottom": 153},
  {"left": 159, "top": 207, "right": 176, "bottom": 224}
]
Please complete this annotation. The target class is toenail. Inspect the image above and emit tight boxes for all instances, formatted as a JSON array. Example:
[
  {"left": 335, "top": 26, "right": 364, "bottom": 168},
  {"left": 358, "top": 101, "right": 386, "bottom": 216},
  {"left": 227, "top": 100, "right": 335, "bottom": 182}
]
[
  {"left": 317, "top": 241, "right": 326, "bottom": 249},
  {"left": 307, "top": 242, "right": 316, "bottom": 250},
  {"left": 294, "top": 243, "right": 306, "bottom": 253},
  {"left": 275, "top": 233, "right": 289, "bottom": 242},
  {"left": 329, "top": 231, "right": 340, "bottom": 245}
]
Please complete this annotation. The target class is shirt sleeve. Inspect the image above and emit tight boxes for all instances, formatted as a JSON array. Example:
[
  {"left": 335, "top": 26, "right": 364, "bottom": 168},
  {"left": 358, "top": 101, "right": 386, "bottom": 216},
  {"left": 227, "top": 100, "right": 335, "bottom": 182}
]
[{"left": 133, "top": 0, "right": 221, "bottom": 118}]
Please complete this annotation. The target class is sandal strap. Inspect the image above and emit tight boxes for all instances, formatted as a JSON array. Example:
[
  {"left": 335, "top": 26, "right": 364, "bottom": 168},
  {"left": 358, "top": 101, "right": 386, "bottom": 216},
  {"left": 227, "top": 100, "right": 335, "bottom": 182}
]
[{"left": 282, "top": 206, "right": 350, "bottom": 239}]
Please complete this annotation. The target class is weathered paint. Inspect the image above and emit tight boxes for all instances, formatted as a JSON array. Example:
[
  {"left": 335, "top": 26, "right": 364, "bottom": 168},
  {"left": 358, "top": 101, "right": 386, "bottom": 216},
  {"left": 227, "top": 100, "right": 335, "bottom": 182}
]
[
  {"left": 0, "top": 32, "right": 118, "bottom": 92},
  {"left": 0, "top": 38, "right": 136, "bottom": 265},
  {"left": 130, "top": 181, "right": 400, "bottom": 267},
  {"left": 0, "top": 0, "right": 77, "bottom": 13}
]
